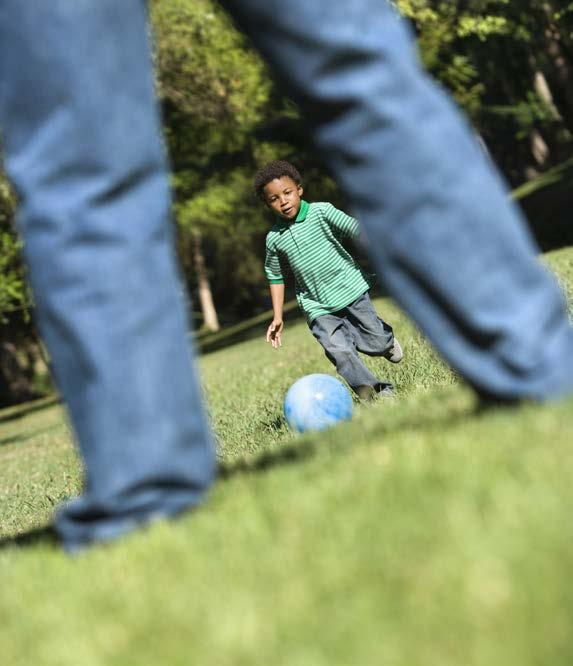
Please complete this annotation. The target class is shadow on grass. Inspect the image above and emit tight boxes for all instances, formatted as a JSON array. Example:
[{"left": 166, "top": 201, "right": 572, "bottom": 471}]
[
  {"left": 0, "top": 421, "right": 65, "bottom": 447},
  {"left": 0, "top": 394, "right": 60, "bottom": 424},
  {"left": 218, "top": 391, "right": 493, "bottom": 481},
  {"left": 0, "top": 391, "right": 510, "bottom": 552},
  {"left": 0, "top": 525, "right": 58, "bottom": 551},
  {"left": 219, "top": 439, "right": 315, "bottom": 480}
]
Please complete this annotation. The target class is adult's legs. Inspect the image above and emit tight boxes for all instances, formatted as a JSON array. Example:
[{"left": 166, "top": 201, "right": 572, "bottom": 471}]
[
  {"left": 223, "top": 0, "right": 573, "bottom": 400},
  {"left": 0, "top": 1, "right": 215, "bottom": 550}
]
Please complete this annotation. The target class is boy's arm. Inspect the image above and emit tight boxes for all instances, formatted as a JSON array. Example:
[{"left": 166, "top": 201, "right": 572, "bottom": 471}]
[
  {"left": 266, "top": 283, "right": 285, "bottom": 349},
  {"left": 264, "top": 236, "right": 285, "bottom": 349},
  {"left": 323, "top": 202, "right": 361, "bottom": 238}
]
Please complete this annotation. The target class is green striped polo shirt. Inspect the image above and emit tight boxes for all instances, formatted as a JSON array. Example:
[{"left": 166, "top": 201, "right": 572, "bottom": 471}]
[{"left": 264, "top": 200, "right": 371, "bottom": 323}]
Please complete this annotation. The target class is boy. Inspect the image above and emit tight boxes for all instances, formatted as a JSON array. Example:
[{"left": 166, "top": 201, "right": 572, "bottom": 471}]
[{"left": 256, "top": 160, "right": 403, "bottom": 400}]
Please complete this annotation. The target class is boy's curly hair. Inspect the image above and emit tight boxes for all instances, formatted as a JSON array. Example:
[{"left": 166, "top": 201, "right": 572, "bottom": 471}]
[{"left": 253, "top": 160, "right": 302, "bottom": 200}]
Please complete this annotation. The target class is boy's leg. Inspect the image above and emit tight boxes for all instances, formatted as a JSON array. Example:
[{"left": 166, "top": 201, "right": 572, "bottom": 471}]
[
  {"left": 345, "top": 292, "right": 403, "bottom": 363},
  {"left": 310, "top": 314, "right": 392, "bottom": 395},
  {"left": 222, "top": 0, "right": 573, "bottom": 401},
  {"left": 0, "top": 1, "right": 216, "bottom": 550}
]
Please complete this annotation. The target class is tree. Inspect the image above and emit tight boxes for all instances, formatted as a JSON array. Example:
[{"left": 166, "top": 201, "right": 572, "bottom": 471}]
[
  {"left": 150, "top": 0, "right": 277, "bottom": 323},
  {"left": 0, "top": 0, "right": 572, "bottom": 405},
  {"left": 0, "top": 169, "right": 46, "bottom": 405},
  {"left": 395, "top": 0, "right": 573, "bottom": 183}
]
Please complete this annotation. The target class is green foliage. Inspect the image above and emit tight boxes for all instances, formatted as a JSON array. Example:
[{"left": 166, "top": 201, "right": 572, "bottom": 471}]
[
  {"left": 0, "top": 233, "right": 25, "bottom": 316},
  {"left": 151, "top": 0, "right": 271, "bottom": 153},
  {"left": 175, "top": 168, "right": 270, "bottom": 317},
  {"left": 488, "top": 91, "right": 561, "bottom": 141},
  {"left": 150, "top": 0, "right": 284, "bottom": 317},
  {"left": 0, "top": 173, "right": 31, "bottom": 322},
  {"left": 1, "top": 0, "right": 573, "bottom": 405},
  {"left": 395, "top": 0, "right": 573, "bottom": 181}
]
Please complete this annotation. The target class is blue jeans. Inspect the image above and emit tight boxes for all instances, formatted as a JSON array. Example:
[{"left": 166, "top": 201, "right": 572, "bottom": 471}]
[
  {"left": 310, "top": 292, "right": 394, "bottom": 393},
  {"left": 1, "top": 1, "right": 572, "bottom": 548},
  {"left": 0, "top": 2, "right": 216, "bottom": 550}
]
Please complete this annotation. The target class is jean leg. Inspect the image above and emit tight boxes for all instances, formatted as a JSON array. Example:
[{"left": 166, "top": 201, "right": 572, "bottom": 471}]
[
  {"left": 0, "top": 1, "right": 215, "bottom": 549},
  {"left": 310, "top": 314, "right": 385, "bottom": 392},
  {"left": 345, "top": 292, "right": 394, "bottom": 356},
  {"left": 222, "top": 0, "right": 573, "bottom": 400}
]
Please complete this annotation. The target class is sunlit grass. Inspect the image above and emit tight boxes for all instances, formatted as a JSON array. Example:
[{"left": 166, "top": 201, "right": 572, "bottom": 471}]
[{"left": 0, "top": 247, "right": 572, "bottom": 666}]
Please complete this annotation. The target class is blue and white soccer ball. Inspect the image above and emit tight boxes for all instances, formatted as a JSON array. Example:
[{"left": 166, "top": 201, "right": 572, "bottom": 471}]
[{"left": 284, "top": 373, "right": 353, "bottom": 433}]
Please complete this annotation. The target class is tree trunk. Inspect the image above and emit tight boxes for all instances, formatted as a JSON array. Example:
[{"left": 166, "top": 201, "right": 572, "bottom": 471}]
[
  {"left": 533, "top": 70, "right": 561, "bottom": 119},
  {"left": 0, "top": 341, "right": 39, "bottom": 407},
  {"left": 543, "top": 8, "right": 573, "bottom": 131},
  {"left": 530, "top": 128, "right": 550, "bottom": 167},
  {"left": 192, "top": 230, "right": 220, "bottom": 332}
]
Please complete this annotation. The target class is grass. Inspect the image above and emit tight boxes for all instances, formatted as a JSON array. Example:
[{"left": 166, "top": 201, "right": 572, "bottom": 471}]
[{"left": 1, "top": 248, "right": 573, "bottom": 666}]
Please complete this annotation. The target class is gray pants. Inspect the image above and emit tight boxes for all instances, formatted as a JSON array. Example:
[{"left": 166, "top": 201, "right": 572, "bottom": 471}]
[{"left": 310, "top": 292, "right": 394, "bottom": 393}]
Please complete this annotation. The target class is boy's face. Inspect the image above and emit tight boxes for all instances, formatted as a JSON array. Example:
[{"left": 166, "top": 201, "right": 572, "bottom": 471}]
[{"left": 263, "top": 176, "right": 304, "bottom": 221}]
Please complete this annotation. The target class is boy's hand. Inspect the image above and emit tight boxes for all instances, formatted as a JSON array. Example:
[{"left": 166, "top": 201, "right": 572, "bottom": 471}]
[{"left": 266, "top": 319, "right": 284, "bottom": 349}]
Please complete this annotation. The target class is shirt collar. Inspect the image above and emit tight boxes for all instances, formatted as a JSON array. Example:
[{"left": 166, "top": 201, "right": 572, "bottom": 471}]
[
  {"left": 295, "top": 199, "right": 310, "bottom": 222},
  {"left": 273, "top": 200, "right": 310, "bottom": 229}
]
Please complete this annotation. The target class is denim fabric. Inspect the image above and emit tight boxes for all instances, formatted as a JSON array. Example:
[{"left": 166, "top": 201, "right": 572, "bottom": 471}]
[
  {"left": 1, "top": 0, "right": 572, "bottom": 549},
  {"left": 0, "top": 1, "right": 216, "bottom": 550},
  {"left": 223, "top": 0, "right": 573, "bottom": 400},
  {"left": 310, "top": 292, "right": 394, "bottom": 392}
]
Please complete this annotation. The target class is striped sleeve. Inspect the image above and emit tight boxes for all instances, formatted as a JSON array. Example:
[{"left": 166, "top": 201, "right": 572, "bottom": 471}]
[
  {"left": 264, "top": 235, "right": 284, "bottom": 284},
  {"left": 322, "top": 202, "right": 360, "bottom": 238}
]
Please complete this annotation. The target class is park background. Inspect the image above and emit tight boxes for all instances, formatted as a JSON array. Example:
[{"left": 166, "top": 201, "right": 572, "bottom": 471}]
[
  {"left": 2, "top": 3, "right": 573, "bottom": 665},
  {"left": 0, "top": 0, "right": 572, "bottom": 406}
]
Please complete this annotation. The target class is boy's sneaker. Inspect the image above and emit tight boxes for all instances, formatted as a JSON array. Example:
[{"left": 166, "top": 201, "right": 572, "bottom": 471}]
[
  {"left": 382, "top": 338, "right": 403, "bottom": 364},
  {"left": 356, "top": 383, "right": 394, "bottom": 402}
]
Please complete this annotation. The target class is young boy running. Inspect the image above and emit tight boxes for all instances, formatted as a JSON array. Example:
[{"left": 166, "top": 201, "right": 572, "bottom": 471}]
[{"left": 256, "top": 160, "right": 403, "bottom": 400}]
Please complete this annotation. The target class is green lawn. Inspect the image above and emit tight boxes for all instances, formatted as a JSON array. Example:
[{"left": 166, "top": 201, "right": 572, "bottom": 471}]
[{"left": 1, "top": 248, "right": 572, "bottom": 666}]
